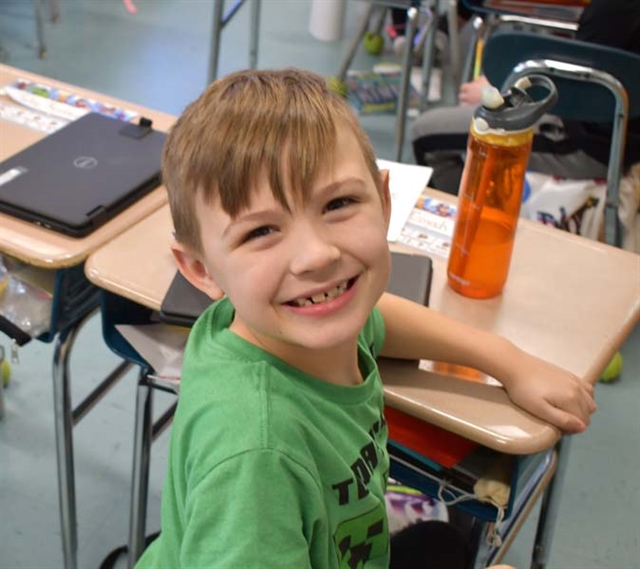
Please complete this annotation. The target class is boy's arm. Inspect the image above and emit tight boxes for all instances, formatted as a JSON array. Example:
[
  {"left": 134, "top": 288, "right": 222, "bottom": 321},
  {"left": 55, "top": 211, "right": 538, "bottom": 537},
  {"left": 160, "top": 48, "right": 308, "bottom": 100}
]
[{"left": 376, "top": 292, "right": 596, "bottom": 433}]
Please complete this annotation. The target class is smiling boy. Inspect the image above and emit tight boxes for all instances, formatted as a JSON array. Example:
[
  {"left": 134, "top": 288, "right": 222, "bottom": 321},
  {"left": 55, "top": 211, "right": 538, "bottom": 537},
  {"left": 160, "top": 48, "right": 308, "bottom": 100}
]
[{"left": 136, "top": 69, "right": 595, "bottom": 568}]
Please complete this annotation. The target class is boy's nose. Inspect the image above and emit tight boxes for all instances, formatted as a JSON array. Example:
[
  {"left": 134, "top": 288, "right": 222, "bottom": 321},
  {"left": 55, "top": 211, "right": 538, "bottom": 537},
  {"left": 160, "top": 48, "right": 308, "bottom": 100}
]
[{"left": 289, "top": 226, "right": 340, "bottom": 275}]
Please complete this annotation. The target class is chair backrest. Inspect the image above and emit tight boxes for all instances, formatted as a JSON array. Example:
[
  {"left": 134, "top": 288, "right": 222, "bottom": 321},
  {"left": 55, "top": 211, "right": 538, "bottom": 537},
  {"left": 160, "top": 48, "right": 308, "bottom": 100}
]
[
  {"left": 481, "top": 30, "right": 640, "bottom": 121},
  {"left": 481, "top": 29, "right": 640, "bottom": 247}
]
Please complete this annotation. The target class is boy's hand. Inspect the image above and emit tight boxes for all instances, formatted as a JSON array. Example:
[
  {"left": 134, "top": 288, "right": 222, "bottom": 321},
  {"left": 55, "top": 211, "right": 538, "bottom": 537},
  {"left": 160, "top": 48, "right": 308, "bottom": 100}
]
[{"left": 500, "top": 353, "right": 596, "bottom": 433}]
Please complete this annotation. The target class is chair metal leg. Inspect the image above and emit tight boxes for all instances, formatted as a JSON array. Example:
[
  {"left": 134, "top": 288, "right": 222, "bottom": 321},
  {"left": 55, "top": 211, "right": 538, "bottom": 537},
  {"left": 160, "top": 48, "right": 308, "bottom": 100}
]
[
  {"left": 446, "top": 0, "right": 461, "bottom": 91},
  {"left": 33, "top": 0, "right": 47, "bottom": 58},
  {"left": 50, "top": 0, "right": 60, "bottom": 22},
  {"left": 461, "top": 15, "right": 484, "bottom": 87},
  {"left": 394, "top": 5, "right": 418, "bottom": 161},
  {"left": 52, "top": 323, "right": 83, "bottom": 569},
  {"left": 127, "top": 371, "right": 154, "bottom": 568},
  {"left": 417, "top": 6, "right": 438, "bottom": 114},
  {"left": 335, "top": 2, "right": 377, "bottom": 83},
  {"left": 208, "top": 0, "right": 225, "bottom": 84},
  {"left": 248, "top": 0, "right": 261, "bottom": 70},
  {"left": 530, "top": 437, "right": 573, "bottom": 569},
  {"left": 208, "top": 0, "right": 258, "bottom": 83}
]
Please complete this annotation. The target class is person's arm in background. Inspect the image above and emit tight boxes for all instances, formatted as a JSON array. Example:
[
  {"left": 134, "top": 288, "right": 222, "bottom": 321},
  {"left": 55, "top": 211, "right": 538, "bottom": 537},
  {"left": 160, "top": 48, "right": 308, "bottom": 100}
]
[{"left": 458, "top": 75, "right": 489, "bottom": 106}]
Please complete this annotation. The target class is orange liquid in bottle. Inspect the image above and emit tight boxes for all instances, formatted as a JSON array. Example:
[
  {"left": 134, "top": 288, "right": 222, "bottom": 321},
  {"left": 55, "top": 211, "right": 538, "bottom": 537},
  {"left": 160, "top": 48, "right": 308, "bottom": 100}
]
[{"left": 447, "top": 125, "right": 533, "bottom": 299}]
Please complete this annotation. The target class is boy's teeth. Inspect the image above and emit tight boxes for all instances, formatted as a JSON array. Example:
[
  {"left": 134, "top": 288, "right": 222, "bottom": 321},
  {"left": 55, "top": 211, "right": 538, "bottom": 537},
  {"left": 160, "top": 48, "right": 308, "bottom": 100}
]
[{"left": 293, "top": 280, "right": 349, "bottom": 307}]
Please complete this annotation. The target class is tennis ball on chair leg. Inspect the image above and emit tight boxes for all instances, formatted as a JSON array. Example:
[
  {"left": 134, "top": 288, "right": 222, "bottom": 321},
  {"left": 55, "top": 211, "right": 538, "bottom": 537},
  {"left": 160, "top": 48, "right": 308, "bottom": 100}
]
[
  {"left": 600, "top": 351, "right": 623, "bottom": 383},
  {"left": 363, "top": 32, "right": 385, "bottom": 56},
  {"left": 327, "top": 77, "right": 348, "bottom": 98},
  {"left": 1, "top": 358, "right": 10, "bottom": 388}
]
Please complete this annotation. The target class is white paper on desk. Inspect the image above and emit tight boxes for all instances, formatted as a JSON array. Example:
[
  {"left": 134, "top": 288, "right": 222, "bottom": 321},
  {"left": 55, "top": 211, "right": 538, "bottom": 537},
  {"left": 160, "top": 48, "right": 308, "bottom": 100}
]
[
  {"left": 377, "top": 159, "right": 433, "bottom": 242},
  {"left": 116, "top": 324, "right": 189, "bottom": 379}
]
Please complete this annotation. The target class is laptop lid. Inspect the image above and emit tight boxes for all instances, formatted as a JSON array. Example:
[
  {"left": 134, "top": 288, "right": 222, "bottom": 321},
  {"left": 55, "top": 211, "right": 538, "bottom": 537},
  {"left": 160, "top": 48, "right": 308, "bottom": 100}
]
[
  {"left": 159, "top": 251, "right": 432, "bottom": 327},
  {"left": 0, "top": 113, "right": 166, "bottom": 237}
]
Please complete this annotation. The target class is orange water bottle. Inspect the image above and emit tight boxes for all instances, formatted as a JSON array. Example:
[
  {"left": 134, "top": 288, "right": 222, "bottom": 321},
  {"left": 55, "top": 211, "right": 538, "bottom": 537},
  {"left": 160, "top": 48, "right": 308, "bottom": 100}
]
[{"left": 447, "top": 75, "right": 558, "bottom": 299}]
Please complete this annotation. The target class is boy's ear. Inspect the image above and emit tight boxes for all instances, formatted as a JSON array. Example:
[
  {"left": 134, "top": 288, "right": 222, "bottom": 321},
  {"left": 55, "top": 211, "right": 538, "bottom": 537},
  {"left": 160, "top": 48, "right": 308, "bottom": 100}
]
[
  {"left": 379, "top": 168, "right": 392, "bottom": 227},
  {"left": 171, "top": 242, "right": 224, "bottom": 301}
]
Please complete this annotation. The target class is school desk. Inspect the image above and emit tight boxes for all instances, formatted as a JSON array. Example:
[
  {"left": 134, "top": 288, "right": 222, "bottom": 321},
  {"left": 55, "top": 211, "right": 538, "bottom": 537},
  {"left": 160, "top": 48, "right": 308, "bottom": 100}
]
[
  {"left": 0, "top": 64, "right": 174, "bottom": 569},
  {"left": 85, "top": 199, "right": 640, "bottom": 567}
]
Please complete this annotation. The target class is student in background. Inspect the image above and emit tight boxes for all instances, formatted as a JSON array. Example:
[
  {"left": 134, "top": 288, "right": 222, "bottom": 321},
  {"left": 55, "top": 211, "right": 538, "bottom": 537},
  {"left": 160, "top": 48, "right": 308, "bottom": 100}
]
[
  {"left": 135, "top": 68, "right": 594, "bottom": 568},
  {"left": 410, "top": 0, "right": 640, "bottom": 195}
]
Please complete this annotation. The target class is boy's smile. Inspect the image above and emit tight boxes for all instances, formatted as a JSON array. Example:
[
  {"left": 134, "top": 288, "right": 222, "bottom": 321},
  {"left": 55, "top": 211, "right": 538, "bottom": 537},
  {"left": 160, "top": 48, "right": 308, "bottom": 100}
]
[
  {"left": 285, "top": 276, "right": 355, "bottom": 308},
  {"left": 179, "top": 127, "right": 391, "bottom": 385}
]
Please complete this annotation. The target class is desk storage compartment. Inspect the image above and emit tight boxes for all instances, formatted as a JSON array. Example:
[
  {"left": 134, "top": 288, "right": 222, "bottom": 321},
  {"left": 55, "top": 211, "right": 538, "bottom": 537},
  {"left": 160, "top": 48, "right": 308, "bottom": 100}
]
[
  {"left": 44, "top": 263, "right": 101, "bottom": 341},
  {"left": 0, "top": 255, "right": 99, "bottom": 345},
  {"left": 389, "top": 442, "right": 553, "bottom": 523},
  {"left": 385, "top": 405, "right": 554, "bottom": 524},
  {"left": 100, "top": 290, "right": 155, "bottom": 370}
]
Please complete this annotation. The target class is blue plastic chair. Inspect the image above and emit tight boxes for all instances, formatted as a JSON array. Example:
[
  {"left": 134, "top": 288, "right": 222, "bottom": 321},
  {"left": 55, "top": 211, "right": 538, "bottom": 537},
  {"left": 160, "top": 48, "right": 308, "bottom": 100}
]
[{"left": 481, "top": 30, "right": 640, "bottom": 247}]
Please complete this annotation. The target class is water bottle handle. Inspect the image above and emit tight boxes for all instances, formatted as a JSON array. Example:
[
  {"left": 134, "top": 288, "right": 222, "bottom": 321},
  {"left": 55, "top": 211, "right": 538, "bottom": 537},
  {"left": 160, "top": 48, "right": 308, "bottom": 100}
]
[
  {"left": 475, "top": 74, "right": 558, "bottom": 131},
  {"left": 512, "top": 74, "right": 558, "bottom": 125}
]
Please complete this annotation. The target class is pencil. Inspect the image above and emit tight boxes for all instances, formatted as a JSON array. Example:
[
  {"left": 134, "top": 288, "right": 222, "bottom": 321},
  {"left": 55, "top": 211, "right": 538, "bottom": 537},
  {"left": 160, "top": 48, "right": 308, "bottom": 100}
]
[{"left": 473, "top": 38, "right": 484, "bottom": 79}]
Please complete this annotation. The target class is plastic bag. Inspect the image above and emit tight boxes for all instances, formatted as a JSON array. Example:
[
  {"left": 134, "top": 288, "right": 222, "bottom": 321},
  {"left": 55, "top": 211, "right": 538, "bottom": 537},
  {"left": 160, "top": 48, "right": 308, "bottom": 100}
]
[{"left": 0, "top": 255, "right": 53, "bottom": 343}]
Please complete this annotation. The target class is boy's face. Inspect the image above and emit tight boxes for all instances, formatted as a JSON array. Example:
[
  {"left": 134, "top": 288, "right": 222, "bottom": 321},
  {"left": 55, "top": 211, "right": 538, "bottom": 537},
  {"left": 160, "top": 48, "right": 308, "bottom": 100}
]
[{"left": 174, "top": 127, "right": 391, "bottom": 367}]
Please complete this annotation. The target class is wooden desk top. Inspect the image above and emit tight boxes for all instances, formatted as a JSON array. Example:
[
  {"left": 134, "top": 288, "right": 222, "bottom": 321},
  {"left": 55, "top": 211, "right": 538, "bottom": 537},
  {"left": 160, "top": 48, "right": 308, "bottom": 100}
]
[
  {"left": 85, "top": 196, "right": 640, "bottom": 454},
  {"left": 0, "top": 64, "right": 174, "bottom": 269}
]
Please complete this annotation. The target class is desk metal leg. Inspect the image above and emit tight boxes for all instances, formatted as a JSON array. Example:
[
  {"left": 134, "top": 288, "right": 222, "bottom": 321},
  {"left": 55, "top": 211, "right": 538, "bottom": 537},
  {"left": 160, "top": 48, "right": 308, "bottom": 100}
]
[
  {"left": 530, "top": 437, "right": 573, "bottom": 569},
  {"left": 52, "top": 322, "right": 82, "bottom": 569},
  {"left": 53, "top": 313, "right": 132, "bottom": 569},
  {"left": 127, "top": 372, "right": 154, "bottom": 568}
]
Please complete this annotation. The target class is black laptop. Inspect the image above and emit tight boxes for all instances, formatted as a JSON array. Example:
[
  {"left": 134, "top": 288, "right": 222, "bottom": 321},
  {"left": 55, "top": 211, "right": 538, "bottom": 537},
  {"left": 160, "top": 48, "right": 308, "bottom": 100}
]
[
  {"left": 0, "top": 112, "right": 166, "bottom": 237},
  {"left": 159, "top": 251, "right": 433, "bottom": 327}
]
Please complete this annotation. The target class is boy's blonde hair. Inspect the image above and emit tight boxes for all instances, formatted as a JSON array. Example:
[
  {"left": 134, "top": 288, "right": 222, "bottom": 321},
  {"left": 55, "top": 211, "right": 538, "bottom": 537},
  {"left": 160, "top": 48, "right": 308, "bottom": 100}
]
[{"left": 163, "top": 68, "right": 381, "bottom": 252}]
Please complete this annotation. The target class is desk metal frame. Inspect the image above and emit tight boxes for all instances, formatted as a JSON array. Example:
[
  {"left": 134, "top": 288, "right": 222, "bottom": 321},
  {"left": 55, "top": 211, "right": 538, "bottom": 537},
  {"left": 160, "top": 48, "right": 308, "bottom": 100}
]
[{"left": 52, "top": 311, "right": 132, "bottom": 569}]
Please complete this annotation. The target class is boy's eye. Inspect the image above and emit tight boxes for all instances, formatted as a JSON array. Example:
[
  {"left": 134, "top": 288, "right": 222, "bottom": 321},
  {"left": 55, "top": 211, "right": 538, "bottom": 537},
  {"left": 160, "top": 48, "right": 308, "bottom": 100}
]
[
  {"left": 243, "top": 225, "right": 275, "bottom": 242},
  {"left": 324, "top": 196, "right": 356, "bottom": 212}
]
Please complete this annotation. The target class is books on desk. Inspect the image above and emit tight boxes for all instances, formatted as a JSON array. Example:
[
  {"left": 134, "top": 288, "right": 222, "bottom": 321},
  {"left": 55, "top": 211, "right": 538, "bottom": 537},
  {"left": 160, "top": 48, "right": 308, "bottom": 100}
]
[{"left": 397, "top": 191, "right": 456, "bottom": 258}]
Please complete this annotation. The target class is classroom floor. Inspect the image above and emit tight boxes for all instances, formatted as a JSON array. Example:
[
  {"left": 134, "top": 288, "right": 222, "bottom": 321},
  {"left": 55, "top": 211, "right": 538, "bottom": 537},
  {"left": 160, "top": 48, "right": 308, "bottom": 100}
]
[{"left": 0, "top": 1, "right": 639, "bottom": 568}]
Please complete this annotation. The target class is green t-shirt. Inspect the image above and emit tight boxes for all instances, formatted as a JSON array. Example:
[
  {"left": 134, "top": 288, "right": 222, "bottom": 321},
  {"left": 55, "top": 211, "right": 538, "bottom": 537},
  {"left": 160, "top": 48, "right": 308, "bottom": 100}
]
[{"left": 136, "top": 297, "right": 390, "bottom": 569}]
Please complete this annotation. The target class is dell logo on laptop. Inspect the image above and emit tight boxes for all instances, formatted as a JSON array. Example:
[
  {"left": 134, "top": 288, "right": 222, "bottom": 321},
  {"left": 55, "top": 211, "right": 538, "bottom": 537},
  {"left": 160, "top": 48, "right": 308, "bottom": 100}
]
[{"left": 73, "top": 156, "right": 98, "bottom": 169}]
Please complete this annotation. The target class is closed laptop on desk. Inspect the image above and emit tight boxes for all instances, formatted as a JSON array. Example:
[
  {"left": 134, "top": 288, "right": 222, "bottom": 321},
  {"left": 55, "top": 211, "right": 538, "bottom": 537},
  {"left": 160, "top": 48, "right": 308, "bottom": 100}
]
[{"left": 0, "top": 112, "right": 166, "bottom": 237}]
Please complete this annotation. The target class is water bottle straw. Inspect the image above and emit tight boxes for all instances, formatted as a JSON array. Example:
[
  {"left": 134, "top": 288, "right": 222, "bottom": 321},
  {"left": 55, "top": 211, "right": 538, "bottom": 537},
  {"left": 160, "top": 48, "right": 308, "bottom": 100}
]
[{"left": 455, "top": 144, "right": 495, "bottom": 279}]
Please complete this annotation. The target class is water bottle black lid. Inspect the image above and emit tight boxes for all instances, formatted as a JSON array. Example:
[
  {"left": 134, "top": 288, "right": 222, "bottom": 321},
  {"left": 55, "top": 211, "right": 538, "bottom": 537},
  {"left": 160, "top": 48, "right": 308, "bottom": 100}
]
[{"left": 474, "top": 74, "right": 558, "bottom": 131}]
